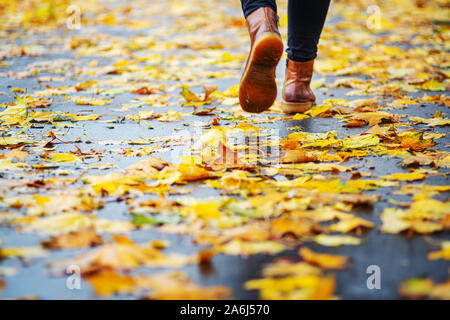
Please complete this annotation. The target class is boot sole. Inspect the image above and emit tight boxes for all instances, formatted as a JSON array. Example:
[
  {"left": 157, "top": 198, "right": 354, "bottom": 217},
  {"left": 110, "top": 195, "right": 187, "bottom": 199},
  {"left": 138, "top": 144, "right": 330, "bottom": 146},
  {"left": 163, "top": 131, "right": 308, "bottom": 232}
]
[
  {"left": 281, "top": 100, "right": 315, "bottom": 114},
  {"left": 239, "top": 32, "right": 283, "bottom": 113}
]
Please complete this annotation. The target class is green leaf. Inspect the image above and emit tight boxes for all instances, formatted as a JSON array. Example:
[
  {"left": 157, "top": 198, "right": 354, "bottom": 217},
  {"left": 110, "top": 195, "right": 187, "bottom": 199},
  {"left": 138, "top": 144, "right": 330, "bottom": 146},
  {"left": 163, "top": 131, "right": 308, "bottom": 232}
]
[{"left": 131, "top": 213, "right": 181, "bottom": 226}]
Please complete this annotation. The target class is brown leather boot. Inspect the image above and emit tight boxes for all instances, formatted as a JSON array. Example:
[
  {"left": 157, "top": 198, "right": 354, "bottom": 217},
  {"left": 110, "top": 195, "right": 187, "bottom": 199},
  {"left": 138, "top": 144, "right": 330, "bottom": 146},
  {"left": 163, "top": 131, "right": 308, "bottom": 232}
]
[
  {"left": 282, "top": 58, "right": 316, "bottom": 113},
  {"left": 239, "top": 7, "right": 283, "bottom": 113}
]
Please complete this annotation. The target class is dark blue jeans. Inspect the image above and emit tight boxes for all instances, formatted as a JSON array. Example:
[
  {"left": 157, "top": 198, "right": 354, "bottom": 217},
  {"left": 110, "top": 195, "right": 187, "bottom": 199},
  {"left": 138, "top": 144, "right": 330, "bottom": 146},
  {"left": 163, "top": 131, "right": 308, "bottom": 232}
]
[{"left": 240, "top": 0, "right": 330, "bottom": 62}]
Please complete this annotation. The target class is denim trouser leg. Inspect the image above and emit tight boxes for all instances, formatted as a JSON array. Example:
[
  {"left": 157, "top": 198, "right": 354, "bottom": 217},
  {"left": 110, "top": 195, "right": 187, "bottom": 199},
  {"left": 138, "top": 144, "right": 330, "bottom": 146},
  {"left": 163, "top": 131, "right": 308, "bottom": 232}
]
[
  {"left": 286, "top": 0, "right": 330, "bottom": 62},
  {"left": 240, "top": 0, "right": 330, "bottom": 62},
  {"left": 240, "top": 0, "right": 277, "bottom": 18}
]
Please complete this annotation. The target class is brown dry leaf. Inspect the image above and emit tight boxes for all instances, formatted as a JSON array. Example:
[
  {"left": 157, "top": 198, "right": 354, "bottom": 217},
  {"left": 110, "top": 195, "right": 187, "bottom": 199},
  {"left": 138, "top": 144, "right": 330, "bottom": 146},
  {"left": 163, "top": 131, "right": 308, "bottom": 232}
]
[
  {"left": 133, "top": 86, "right": 159, "bottom": 95},
  {"left": 402, "top": 152, "right": 450, "bottom": 169},
  {"left": 402, "top": 153, "right": 435, "bottom": 167},
  {"left": 345, "top": 119, "right": 367, "bottom": 127},
  {"left": 202, "top": 85, "right": 218, "bottom": 101},
  {"left": 298, "top": 247, "right": 349, "bottom": 270},
  {"left": 26, "top": 96, "right": 53, "bottom": 109},
  {"left": 41, "top": 227, "right": 103, "bottom": 249},
  {"left": 125, "top": 157, "right": 169, "bottom": 176},
  {"left": 193, "top": 105, "right": 216, "bottom": 115}
]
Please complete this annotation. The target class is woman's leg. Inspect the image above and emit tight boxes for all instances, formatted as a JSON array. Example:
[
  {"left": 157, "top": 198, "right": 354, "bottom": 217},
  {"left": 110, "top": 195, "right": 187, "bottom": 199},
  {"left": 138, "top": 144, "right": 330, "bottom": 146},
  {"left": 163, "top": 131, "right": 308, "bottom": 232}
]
[
  {"left": 239, "top": 1, "right": 283, "bottom": 113},
  {"left": 281, "top": 1, "right": 330, "bottom": 113},
  {"left": 240, "top": 0, "right": 277, "bottom": 19},
  {"left": 286, "top": 0, "right": 330, "bottom": 62}
]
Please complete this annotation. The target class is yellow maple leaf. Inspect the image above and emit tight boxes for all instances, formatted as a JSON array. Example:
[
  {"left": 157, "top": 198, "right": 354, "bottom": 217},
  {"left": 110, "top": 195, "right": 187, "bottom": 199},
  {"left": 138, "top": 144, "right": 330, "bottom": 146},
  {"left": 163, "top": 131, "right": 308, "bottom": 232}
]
[
  {"left": 421, "top": 79, "right": 445, "bottom": 91},
  {"left": 305, "top": 105, "right": 331, "bottom": 117},
  {"left": 427, "top": 242, "right": 450, "bottom": 261},
  {"left": 215, "top": 239, "right": 286, "bottom": 255},
  {"left": 382, "top": 172, "right": 425, "bottom": 181},
  {"left": 342, "top": 134, "right": 379, "bottom": 149},
  {"left": 47, "top": 152, "right": 82, "bottom": 163},
  {"left": 313, "top": 234, "right": 362, "bottom": 247},
  {"left": 298, "top": 247, "right": 348, "bottom": 269}
]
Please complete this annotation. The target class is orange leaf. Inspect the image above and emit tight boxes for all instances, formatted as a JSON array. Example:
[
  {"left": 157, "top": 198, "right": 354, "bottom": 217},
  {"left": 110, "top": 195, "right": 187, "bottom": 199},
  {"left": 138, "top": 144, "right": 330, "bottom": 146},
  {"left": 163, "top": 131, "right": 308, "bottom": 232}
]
[
  {"left": 299, "top": 247, "right": 349, "bottom": 269},
  {"left": 280, "top": 149, "right": 317, "bottom": 164},
  {"left": 86, "top": 269, "right": 135, "bottom": 297}
]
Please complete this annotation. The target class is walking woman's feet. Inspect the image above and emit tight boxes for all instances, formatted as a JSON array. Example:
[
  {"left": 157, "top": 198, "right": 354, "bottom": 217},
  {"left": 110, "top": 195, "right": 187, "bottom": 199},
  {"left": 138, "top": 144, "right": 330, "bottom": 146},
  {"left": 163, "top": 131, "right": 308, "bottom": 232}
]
[
  {"left": 282, "top": 58, "right": 316, "bottom": 113},
  {"left": 239, "top": 7, "right": 283, "bottom": 113}
]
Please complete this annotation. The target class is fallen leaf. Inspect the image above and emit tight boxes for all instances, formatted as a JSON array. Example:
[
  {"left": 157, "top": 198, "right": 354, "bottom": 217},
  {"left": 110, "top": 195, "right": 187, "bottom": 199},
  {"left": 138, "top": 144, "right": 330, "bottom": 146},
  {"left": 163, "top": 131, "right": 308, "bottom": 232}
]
[
  {"left": 298, "top": 247, "right": 349, "bottom": 269},
  {"left": 41, "top": 227, "right": 103, "bottom": 249}
]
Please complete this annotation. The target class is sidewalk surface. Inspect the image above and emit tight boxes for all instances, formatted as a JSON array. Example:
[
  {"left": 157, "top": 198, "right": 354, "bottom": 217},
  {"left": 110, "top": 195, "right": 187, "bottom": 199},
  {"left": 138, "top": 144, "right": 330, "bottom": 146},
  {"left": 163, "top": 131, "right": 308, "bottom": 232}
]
[{"left": 0, "top": 0, "right": 448, "bottom": 299}]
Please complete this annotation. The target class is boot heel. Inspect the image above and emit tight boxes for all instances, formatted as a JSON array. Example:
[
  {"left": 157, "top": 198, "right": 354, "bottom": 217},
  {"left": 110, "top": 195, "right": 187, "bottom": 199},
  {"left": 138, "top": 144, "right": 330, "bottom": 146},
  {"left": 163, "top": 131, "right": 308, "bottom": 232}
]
[
  {"left": 252, "top": 33, "right": 283, "bottom": 67},
  {"left": 281, "top": 100, "right": 315, "bottom": 114}
]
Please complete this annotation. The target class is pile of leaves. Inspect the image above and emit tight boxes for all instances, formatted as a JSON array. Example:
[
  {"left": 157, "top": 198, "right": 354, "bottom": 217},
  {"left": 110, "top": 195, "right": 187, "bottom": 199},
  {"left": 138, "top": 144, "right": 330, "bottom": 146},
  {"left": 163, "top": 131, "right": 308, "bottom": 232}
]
[{"left": 0, "top": 0, "right": 448, "bottom": 299}]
